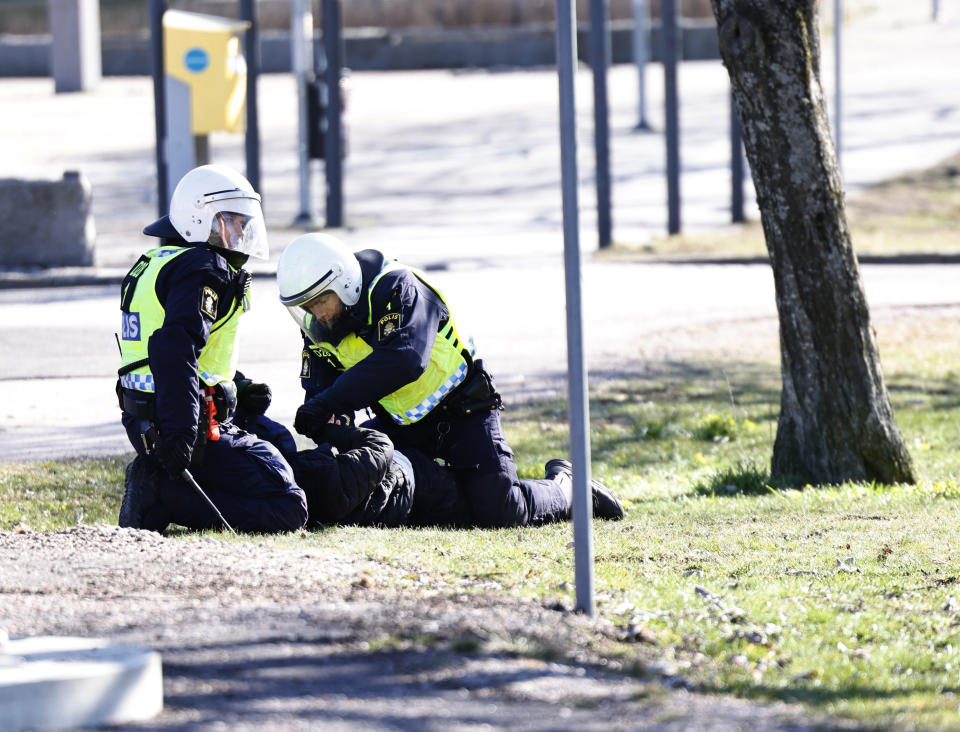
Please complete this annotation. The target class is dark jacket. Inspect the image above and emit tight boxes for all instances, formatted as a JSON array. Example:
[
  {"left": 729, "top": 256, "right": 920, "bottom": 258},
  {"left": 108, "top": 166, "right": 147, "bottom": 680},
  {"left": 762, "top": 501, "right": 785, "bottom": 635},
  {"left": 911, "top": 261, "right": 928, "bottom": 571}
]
[{"left": 291, "top": 422, "right": 470, "bottom": 528}]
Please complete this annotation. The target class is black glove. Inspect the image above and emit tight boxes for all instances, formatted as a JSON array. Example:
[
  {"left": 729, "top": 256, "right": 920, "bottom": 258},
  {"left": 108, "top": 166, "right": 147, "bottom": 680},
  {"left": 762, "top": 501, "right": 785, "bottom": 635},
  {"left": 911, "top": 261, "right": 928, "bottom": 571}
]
[
  {"left": 317, "top": 421, "right": 357, "bottom": 447},
  {"left": 155, "top": 436, "right": 192, "bottom": 480},
  {"left": 294, "top": 398, "right": 333, "bottom": 439},
  {"left": 235, "top": 373, "right": 272, "bottom": 417}
]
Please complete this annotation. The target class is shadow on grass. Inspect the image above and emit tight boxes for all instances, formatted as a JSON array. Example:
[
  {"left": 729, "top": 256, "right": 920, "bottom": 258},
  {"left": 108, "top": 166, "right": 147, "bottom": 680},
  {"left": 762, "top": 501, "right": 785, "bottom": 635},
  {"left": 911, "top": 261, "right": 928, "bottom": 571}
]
[
  {"left": 887, "top": 374, "right": 960, "bottom": 413},
  {"left": 508, "top": 358, "right": 960, "bottom": 500},
  {"left": 591, "top": 361, "right": 782, "bottom": 404},
  {"left": 509, "top": 360, "right": 783, "bottom": 422}
]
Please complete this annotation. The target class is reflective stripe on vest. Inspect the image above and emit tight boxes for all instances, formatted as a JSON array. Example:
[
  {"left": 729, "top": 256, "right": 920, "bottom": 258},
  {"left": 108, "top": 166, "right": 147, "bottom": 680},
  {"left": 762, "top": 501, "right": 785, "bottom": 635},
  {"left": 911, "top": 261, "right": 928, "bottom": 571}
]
[
  {"left": 118, "top": 246, "right": 244, "bottom": 393},
  {"left": 310, "top": 260, "right": 475, "bottom": 425}
]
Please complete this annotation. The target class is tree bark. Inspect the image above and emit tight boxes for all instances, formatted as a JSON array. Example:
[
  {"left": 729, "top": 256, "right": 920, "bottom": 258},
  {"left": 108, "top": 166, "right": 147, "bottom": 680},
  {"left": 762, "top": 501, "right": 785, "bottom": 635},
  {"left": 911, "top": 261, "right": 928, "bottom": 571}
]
[{"left": 710, "top": 0, "right": 914, "bottom": 484}]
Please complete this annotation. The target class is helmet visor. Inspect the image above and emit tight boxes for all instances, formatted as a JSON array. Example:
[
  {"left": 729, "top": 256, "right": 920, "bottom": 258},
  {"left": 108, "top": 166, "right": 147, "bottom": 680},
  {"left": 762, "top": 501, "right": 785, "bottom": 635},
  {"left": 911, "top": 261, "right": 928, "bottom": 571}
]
[
  {"left": 206, "top": 197, "right": 268, "bottom": 259},
  {"left": 286, "top": 305, "right": 328, "bottom": 346}
]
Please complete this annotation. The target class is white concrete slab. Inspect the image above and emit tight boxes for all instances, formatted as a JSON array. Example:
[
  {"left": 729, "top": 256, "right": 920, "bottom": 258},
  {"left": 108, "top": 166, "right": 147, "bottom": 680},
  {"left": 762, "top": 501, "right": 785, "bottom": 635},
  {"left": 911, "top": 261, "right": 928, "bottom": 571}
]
[{"left": 0, "top": 635, "right": 162, "bottom": 732}]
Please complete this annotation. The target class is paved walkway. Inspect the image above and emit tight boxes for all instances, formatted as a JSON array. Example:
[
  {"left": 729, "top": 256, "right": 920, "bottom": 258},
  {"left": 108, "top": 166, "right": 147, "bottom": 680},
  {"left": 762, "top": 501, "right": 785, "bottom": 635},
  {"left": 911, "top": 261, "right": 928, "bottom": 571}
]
[{"left": 2, "top": 2, "right": 959, "bottom": 278}]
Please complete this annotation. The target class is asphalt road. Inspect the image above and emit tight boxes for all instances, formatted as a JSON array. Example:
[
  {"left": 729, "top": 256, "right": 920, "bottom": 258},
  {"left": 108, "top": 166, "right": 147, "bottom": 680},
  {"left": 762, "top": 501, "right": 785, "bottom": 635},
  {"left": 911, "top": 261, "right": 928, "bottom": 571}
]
[{"left": 3, "top": 259, "right": 960, "bottom": 461}]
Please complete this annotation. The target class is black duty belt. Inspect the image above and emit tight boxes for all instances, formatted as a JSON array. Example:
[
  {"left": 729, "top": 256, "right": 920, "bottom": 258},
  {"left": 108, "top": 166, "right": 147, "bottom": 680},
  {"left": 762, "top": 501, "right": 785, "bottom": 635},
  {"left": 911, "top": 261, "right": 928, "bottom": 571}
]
[{"left": 120, "top": 388, "right": 156, "bottom": 422}]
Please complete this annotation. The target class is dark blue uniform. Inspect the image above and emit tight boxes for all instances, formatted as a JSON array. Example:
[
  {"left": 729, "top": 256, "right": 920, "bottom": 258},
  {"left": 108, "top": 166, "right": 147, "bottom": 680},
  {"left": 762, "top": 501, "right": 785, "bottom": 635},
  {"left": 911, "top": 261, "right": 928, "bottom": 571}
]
[
  {"left": 119, "top": 221, "right": 307, "bottom": 533},
  {"left": 298, "top": 249, "right": 569, "bottom": 528}
]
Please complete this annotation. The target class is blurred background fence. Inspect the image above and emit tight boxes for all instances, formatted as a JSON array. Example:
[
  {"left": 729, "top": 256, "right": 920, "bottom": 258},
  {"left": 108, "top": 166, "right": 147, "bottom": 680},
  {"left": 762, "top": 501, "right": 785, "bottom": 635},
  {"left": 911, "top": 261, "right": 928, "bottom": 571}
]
[{"left": 0, "top": 0, "right": 714, "bottom": 35}]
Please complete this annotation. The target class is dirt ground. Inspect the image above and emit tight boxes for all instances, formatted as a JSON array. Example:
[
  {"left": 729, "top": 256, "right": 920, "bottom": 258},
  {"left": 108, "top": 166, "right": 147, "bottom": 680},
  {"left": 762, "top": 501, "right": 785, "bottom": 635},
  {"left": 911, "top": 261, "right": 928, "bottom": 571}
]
[{"left": 0, "top": 524, "right": 856, "bottom": 731}]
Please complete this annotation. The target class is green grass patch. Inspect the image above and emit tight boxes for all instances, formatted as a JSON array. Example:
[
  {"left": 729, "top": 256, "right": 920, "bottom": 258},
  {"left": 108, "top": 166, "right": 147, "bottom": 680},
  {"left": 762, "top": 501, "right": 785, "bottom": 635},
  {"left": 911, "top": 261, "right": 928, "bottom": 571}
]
[{"left": 0, "top": 457, "right": 127, "bottom": 531}]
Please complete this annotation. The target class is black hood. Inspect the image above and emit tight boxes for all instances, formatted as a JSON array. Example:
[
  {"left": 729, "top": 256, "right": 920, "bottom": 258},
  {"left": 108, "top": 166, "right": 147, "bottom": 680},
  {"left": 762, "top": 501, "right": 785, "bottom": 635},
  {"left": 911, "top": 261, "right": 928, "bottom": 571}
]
[
  {"left": 349, "top": 249, "right": 386, "bottom": 322},
  {"left": 142, "top": 216, "right": 246, "bottom": 267}
]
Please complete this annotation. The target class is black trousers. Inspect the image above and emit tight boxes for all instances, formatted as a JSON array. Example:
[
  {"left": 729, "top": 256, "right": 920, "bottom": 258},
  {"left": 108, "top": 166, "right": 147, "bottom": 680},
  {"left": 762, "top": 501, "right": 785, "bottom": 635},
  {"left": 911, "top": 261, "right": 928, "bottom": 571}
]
[{"left": 365, "top": 408, "right": 569, "bottom": 529}]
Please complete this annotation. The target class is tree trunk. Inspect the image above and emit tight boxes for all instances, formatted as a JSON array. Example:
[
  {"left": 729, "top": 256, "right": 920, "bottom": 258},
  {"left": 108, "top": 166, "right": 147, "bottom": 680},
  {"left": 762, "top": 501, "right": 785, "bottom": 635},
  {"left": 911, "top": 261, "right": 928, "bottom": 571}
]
[{"left": 710, "top": 0, "right": 914, "bottom": 484}]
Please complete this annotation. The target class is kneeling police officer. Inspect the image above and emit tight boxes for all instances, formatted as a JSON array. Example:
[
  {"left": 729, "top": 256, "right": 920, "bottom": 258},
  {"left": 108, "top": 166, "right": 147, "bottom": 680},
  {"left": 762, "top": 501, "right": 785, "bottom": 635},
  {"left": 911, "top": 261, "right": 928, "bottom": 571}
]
[
  {"left": 116, "top": 165, "right": 307, "bottom": 534},
  {"left": 275, "top": 233, "right": 623, "bottom": 528}
]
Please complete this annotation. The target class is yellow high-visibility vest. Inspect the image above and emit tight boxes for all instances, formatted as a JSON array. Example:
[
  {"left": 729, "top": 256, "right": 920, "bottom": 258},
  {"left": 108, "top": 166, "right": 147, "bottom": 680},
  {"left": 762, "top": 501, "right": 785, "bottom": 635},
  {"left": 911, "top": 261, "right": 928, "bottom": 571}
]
[
  {"left": 309, "top": 260, "right": 475, "bottom": 425},
  {"left": 118, "top": 246, "right": 245, "bottom": 392}
]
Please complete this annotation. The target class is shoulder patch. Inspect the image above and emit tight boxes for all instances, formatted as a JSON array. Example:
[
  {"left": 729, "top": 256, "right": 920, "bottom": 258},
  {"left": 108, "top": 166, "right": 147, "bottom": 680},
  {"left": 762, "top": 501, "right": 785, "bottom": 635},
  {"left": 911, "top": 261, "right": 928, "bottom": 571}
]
[
  {"left": 377, "top": 312, "right": 402, "bottom": 341},
  {"left": 200, "top": 286, "right": 219, "bottom": 320},
  {"left": 300, "top": 349, "right": 312, "bottom": 379}
]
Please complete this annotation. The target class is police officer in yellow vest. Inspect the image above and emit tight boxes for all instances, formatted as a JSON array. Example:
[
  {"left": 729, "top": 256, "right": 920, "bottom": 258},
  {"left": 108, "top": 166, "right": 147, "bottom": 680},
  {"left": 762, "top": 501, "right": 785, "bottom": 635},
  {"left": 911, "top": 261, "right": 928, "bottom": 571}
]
[
  {"left": 276, "top": 233, "right": 623, "bottom": 528},
  {"left": 117, "top": 165, "right": 307, "bottom": 533}
]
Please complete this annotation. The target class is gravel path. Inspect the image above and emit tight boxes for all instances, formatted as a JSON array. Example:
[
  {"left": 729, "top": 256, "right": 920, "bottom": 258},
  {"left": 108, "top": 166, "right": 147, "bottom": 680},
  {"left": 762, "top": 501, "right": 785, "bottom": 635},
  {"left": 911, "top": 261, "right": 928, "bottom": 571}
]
[{"left": 0, "top": 525, "right": 854, "bottom": 731}]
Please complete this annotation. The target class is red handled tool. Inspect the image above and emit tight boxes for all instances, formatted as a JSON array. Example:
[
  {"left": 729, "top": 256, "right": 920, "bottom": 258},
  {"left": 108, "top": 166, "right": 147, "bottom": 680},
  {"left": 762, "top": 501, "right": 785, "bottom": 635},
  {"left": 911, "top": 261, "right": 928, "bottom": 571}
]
[{"left": 203, "top": 385, "right": 221, "bottom": 441}]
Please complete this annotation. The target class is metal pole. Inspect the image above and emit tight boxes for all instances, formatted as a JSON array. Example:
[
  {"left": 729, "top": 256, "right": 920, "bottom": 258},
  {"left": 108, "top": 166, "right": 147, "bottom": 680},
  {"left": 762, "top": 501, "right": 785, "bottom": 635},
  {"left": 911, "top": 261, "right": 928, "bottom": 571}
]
[
  {"left": 554, "top": 0, "right": 595, "bottom": 618},
  {"left": 49, "top": 0, "right": 102, "bottom": 93},
  {"left": 589, "top": 0, "right": 612, "bottom": 249},
  {"left": 730, "top": 91, "right": 744, "bottom": 223},
  {"left": 149, "top": 0, "right": 167, "bottom": 217},
  {"left": 834, "top": 0, "right": 842, "bottom": 175},
  {"left": 662, "top": 0, "right": 680, "bottom": 234},
  {"left": 631, "top": 0, "right": 650, "bottom": 129},
  {"left": 932, "top": 0, "right": 940, "bottom": 22},
  {"left": 322, "top": 0, "right": 344, "bottom": 227},
  {"left": 292, "top": 0, "right": 314, "bottom": 224},
  {"left": 239, "top": 0, "right": 261, "bottom": 193}
]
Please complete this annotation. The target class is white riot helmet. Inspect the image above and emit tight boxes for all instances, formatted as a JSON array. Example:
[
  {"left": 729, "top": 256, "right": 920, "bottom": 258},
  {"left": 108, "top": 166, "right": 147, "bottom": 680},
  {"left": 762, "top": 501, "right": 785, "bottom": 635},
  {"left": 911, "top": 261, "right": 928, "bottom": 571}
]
[
  {"left": 277, "top": 233, "right": 362, "bottom": 307},
  {"left": 168, "top": 164, "right": 268, "bottom": 259},
  {"left": 277, "top": 233, "right": 362, "bottom": 344}
]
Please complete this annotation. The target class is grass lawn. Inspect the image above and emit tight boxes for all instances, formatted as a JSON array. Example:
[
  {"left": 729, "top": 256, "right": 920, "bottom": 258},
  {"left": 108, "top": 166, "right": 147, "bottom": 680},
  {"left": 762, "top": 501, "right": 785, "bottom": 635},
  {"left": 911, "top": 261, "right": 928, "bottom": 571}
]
[{"left": 5, "top": 152, "right": 960, "bottom": 728}]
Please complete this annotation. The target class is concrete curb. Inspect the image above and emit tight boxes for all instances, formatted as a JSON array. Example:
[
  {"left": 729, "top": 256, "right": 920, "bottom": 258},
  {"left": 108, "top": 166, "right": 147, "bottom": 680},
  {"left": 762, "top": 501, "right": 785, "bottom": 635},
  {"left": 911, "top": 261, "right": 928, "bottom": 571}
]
[
  {"left": 0, "top": 635, "right": 162, "bottom": 732},
  {"left": 5, "top": 252, "right": 960, "bottom": 291},
  {"left": 0, "top": 262, "right": 279, "bottom": 290}
]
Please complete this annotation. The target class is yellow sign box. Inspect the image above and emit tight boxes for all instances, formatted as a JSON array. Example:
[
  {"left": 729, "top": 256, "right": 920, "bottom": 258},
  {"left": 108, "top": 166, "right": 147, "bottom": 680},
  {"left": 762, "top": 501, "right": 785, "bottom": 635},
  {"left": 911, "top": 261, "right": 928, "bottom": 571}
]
[{"left": 163, "top": 9, "right": 250, "bottom": 135}]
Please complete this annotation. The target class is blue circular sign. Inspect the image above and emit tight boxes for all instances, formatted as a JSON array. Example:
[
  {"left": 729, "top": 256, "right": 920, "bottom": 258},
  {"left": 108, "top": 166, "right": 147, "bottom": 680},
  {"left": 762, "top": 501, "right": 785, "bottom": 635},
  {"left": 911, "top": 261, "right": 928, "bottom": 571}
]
[{"left": 184, "top": 48, "right": 210, "bottom": 73}]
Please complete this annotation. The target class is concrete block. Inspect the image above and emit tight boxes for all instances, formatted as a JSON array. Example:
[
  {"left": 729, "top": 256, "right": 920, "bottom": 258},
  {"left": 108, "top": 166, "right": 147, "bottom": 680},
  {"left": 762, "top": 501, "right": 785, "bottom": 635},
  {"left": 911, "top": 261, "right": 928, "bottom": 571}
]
[
  {"left": 0, "top": 635, "right": 162, "bottom": 732},
  {"left": 0, "top": 172, "right": 96, "bottom": 268}
]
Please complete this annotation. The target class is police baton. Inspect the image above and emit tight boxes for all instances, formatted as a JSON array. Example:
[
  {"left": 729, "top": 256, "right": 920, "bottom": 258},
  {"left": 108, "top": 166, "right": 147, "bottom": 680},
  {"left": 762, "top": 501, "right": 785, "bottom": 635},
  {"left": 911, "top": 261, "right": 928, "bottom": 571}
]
[
  {"left": 180, "top": 468, "right": 237, "bottom": 536},
  {"left": 134, "top": 413, "right": 235, "bottom": 534}
]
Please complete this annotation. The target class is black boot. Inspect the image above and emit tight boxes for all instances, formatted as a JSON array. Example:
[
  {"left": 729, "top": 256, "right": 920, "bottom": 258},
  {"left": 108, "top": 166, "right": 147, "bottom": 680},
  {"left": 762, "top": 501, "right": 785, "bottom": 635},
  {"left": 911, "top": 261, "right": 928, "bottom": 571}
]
[
  {"left": 118, "top": 456, "right": 169, "bottom": 532},
  {"left": 545, "top": 459, "right": 624, "bottom": 521}
]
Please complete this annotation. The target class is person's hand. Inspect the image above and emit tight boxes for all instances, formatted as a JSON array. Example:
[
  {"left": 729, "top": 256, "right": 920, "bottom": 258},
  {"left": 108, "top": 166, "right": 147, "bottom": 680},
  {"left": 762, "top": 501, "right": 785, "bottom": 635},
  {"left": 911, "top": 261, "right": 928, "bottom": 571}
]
[
  {"left": 294, "top": 398, "right": 333, "bottom": 438},
  {"left": 236, "top": 378, "right": 272, "bottom": 416},
  {"left": 155, "top": 437, "right": 192, "bottom": 479},
  {"left": 319, "top": 421, "right": 357, "bottom": 446}
]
